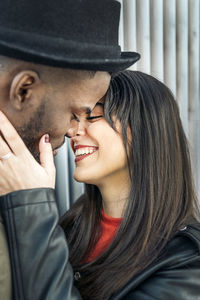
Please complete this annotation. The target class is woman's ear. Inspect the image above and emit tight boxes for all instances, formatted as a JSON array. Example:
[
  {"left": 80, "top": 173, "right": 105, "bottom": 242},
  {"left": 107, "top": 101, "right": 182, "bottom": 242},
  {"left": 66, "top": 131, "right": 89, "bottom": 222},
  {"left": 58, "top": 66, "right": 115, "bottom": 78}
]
[{"left": 9, "top": 70, "right": 40, "bottom": 110}]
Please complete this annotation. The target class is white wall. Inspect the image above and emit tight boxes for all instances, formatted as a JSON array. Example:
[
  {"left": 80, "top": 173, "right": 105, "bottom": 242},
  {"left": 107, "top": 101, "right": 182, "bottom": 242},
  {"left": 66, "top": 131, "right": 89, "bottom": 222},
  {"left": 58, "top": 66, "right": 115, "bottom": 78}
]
[{"left": 120, "top": 0, "right": 200, "bottom": 198}]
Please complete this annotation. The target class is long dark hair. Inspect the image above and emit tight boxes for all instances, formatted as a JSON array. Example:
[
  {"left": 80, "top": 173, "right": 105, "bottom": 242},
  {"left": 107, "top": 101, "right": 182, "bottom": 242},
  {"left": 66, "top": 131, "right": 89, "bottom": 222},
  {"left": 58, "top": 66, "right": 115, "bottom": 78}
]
[{"left": 61, "top": 71, "right": 199, "bottom": 299}]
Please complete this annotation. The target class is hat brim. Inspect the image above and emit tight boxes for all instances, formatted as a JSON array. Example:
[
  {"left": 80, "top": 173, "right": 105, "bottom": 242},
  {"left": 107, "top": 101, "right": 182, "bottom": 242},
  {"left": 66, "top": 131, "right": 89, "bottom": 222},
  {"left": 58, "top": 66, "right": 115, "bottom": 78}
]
[
  {"left": 0, "top": 26, "right": 140, "bottom": 72},
  {"left": 0, "top": 43, "right": 140, "bottom": 72}
]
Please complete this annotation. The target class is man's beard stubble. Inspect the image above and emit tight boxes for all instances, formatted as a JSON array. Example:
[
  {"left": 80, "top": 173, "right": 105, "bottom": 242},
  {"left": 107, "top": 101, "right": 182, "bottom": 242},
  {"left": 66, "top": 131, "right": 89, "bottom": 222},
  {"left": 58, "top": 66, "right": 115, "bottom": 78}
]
[{"left": 17, "top": 102, "right": 46, "bottom": 163}]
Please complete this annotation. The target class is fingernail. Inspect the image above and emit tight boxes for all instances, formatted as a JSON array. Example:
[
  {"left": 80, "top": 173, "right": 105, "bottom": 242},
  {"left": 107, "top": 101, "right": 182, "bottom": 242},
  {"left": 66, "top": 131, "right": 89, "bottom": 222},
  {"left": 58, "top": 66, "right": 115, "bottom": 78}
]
[
  {"left": 44, "top": 134, "right": 49, "bottom": 143},
  {"left": 53, "top": 150, "right": 58, "bottom": 156}
]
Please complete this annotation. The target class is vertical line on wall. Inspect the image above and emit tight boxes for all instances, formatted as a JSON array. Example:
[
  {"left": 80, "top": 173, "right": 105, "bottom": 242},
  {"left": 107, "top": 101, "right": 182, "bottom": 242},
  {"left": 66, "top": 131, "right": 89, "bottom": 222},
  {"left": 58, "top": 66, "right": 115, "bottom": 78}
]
[
  {"left": 118, "top": 0, "right": 124, "bottom": 50},
  {"left": 123, "top": 0, "right": 137, "bottom": 70},
  {"left": 150, "top": 0, "right": 164, "bottom": 81},
  {"left": 136, "top": 0, "right": 151, "bottom": 73},
  {"left": 188, "top": 0, "right": 200, "bottom": 197},
  {"left": 55, "top": 141, "right": 71, "bottom": 214},
  {"left": 176, "top": 0, "right": 189, "bottom": 135},
  {"left": 163, "top": 0, "right": 176, "bottom": 96}
]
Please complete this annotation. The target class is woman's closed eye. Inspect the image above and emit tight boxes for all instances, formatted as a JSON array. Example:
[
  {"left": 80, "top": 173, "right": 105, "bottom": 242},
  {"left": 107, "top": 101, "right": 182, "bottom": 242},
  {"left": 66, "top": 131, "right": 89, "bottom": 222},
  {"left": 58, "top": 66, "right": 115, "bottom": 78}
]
[
  {"left": 86, "top": 115, "right": 103, "bottom": 122},
  {"left": 86, "top": 102, "right": 104, "bottom": 122}
]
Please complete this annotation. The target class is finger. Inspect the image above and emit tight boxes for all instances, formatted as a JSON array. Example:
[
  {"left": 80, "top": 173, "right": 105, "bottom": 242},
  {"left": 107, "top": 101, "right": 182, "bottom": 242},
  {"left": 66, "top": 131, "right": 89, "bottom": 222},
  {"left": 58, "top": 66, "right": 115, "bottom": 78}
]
[
  {"left": 0, "top": 135, "right": 13, "bottom": 161},
  {"left": 0, "top": 111, "right": 29, "bottom": 156},
  {"left": 39, "top": 134, "right": 55, "bottom": 176}
]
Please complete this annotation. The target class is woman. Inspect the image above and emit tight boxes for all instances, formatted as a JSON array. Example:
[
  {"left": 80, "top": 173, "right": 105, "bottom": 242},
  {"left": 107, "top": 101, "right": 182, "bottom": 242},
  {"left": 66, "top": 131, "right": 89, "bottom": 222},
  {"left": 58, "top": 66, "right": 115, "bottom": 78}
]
[
  {"left": 0, "top": 71, "right": 199, "bottom": 300},
  {"left": 60, "top": 71, "right": 200, "bottom": 299}
]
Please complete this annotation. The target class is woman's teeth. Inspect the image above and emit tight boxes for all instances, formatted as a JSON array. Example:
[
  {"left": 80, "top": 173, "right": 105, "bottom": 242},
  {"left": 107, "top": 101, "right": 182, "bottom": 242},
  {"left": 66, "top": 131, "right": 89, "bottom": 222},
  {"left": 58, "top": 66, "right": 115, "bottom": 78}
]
[{"left": 75, "top": 147, "right": 96, "bottom": 156}]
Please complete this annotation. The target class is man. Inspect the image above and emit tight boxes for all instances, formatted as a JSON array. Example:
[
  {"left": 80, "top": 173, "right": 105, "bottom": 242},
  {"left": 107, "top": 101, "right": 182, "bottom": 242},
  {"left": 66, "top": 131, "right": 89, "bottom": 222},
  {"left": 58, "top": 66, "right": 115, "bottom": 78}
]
[{"left": 0, "top": 0, "right": 140, "bottom": 299}]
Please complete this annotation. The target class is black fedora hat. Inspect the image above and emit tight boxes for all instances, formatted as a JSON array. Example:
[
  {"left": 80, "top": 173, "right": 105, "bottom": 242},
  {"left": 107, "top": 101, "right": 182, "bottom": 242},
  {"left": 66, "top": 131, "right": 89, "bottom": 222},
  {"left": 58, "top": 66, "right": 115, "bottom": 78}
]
[{"left": 0, "top": 0, "right": 140, "bottom": 72}]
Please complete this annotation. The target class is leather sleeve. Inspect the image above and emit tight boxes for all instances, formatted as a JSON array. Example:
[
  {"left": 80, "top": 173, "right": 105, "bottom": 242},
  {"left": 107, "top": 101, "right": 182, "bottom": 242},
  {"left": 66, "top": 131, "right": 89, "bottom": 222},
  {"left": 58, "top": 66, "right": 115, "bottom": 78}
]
[
  {"left": 0, "top": 213, "right": 12, "bottom": 300},
  {"left": 0, "top": 188, "right": 81, "bottom": 300}
]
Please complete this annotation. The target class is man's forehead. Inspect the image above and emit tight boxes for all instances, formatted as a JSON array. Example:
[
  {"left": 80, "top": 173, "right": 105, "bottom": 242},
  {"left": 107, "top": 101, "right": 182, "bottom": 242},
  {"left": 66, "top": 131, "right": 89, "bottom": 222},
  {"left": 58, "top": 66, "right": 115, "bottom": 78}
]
[
  {"left": 71, "top": 104, "right": 92, "bottom": 115},
  {"left": 72, "top": 96, "right": 105, "bottom": 115}
]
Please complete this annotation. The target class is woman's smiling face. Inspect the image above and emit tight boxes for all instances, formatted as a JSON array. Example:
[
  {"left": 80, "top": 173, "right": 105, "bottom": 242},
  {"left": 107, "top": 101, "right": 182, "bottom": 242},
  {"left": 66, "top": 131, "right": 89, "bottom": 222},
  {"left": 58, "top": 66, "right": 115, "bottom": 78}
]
[{"left": 70, "top": 100, "right": 129, "bottom": 186}]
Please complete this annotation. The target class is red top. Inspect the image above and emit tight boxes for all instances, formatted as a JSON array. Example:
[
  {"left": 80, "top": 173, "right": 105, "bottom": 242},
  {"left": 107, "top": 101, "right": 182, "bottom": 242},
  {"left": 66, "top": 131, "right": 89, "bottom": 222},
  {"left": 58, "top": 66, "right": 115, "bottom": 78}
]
[{"left": 86, "top": 210, "right": 122, "bottom": 262}]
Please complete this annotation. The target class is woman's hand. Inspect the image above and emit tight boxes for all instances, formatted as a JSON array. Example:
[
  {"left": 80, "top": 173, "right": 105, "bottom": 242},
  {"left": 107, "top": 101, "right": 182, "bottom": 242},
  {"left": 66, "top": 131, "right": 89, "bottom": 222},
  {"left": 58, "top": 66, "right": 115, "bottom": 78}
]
[{"left": 0, "top": 111, "right": 56, "bottom": 195}]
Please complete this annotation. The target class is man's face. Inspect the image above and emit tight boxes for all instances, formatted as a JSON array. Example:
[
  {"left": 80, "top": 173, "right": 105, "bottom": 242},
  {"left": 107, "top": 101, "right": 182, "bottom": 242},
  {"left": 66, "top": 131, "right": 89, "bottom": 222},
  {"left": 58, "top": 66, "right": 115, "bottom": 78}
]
[{"left": 16, "top": 71, "right": 111, "bottom": 159}]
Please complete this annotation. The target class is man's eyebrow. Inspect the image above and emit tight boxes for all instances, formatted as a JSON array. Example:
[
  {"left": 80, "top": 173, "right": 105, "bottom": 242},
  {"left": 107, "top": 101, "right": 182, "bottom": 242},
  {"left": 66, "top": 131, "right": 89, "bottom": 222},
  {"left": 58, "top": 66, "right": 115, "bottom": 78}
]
[{"left": 79, "top": 103, "right": 104, "bottom": 114}]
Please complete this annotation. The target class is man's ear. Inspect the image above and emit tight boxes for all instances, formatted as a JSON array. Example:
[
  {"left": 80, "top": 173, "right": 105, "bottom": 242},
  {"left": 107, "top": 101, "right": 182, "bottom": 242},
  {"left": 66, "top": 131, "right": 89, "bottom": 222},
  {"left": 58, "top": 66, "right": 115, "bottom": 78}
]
[{"left": 9, "top": 70, "right": 40, "bottom": 110}]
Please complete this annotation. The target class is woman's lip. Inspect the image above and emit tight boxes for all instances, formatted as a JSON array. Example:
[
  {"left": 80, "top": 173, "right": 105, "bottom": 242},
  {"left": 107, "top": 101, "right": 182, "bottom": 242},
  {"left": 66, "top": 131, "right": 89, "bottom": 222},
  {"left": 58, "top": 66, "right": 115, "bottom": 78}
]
[
  {"left": 74, "top": 144, "right": 98, "bottom": 149},
  {"left": 73, "top": 144, "right": 98, "bottom": 153},
  {"left": 75, "top": 150, "right": 97, "bottom": 163}
]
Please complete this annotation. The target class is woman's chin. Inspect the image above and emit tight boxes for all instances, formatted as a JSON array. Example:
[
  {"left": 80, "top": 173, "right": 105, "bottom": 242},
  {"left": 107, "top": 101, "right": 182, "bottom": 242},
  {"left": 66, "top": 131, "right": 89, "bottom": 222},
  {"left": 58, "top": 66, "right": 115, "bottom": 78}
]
[{"left": 73, "top": 173, "right": 97, "bottom": 185}]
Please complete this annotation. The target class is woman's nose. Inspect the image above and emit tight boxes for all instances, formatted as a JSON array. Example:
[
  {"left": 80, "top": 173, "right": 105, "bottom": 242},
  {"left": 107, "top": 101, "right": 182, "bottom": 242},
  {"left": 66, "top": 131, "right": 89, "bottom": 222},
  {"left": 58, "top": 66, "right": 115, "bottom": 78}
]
[
  {"left": 65, "top": 119, "right": 79, "bottom": 138},
  {"left": 75, "top": 120, "right": 87, "bottom": 136},
  {"left": 66, "top": 118, "right": 87, "bottom": 138}
]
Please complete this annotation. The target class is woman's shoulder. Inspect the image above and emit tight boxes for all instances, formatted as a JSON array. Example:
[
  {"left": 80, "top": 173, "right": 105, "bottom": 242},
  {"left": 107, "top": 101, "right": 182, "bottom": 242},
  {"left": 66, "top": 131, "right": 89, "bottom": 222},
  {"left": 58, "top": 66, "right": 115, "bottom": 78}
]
[
  {"left": 176, "top": 221, "right": 200, "bottom": 249},
  {"left": 165, "top": 220, "right": 200, "bottom": 262},
  {"left": 112, "top": 221, "right": 200, "bottom": 300}
]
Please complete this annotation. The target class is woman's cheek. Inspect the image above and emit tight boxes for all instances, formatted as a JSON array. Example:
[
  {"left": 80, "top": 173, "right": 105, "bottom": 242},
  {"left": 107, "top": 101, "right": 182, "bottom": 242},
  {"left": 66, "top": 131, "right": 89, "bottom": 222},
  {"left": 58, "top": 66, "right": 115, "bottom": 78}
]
[{"left": 87, "top": 119, "right": 107, "bottom": 136}]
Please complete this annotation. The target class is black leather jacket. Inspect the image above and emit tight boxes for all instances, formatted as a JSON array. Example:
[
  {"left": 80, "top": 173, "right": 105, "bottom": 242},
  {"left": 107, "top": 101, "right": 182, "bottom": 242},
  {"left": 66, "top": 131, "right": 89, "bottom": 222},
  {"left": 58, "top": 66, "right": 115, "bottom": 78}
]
[{"left": 0, "top": 188, "right": 200, "bottom": 300}]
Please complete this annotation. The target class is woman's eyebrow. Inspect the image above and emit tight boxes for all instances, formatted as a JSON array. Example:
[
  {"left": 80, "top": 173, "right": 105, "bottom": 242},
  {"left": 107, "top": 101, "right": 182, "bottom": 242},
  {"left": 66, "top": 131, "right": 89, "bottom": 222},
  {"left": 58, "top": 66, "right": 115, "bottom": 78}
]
[
  {"left": 84, "top": 102, "right": 104, "bottom": 115},
  {"left": 94, "top": 102, "right": 104, "bottom": 108}
]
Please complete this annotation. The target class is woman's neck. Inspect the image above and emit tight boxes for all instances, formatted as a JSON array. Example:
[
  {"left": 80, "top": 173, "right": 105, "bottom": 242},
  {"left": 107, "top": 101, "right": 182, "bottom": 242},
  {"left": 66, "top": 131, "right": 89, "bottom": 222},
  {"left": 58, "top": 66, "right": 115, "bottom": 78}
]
[{"left": 97, "top": 175, "right": 130, "bottom": 218}]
